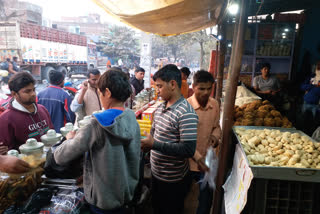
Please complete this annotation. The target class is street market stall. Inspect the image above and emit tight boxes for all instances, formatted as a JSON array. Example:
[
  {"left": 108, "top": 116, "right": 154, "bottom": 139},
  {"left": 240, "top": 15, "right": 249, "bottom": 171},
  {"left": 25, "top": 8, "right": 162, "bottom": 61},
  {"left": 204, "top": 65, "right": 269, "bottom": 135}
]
[{"left": 1, "top": 0, "right": 319, "bottom": 213}]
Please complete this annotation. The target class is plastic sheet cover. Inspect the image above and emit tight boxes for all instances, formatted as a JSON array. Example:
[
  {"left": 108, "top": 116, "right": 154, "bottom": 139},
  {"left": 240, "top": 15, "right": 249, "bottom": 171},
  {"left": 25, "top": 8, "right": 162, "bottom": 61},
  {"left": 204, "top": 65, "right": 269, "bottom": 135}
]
[{"left": 91, "top": 0, "right": 226, "bottom": 36}]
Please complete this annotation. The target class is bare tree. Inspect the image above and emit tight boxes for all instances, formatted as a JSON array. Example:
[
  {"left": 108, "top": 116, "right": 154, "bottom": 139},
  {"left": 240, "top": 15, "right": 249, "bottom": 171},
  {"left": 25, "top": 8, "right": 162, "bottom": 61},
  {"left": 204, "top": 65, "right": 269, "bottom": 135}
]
[{"left": 0, "top": 0, "right": 24, "bottom": 21}]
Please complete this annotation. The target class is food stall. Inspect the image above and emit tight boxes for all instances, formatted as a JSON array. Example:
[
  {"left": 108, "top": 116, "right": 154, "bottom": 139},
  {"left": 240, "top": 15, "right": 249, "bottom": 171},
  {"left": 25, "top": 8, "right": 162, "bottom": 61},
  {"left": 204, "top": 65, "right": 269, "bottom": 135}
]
[{"left": 1, "top": 0, "right": 318, "bottom": 213}]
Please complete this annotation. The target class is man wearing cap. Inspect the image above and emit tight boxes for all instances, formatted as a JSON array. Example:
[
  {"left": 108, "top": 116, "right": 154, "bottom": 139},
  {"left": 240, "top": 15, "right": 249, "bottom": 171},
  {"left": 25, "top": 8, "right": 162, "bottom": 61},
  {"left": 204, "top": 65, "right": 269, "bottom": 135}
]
[{"left": 37, "top": 70, "right": 75, "bottom": 133}]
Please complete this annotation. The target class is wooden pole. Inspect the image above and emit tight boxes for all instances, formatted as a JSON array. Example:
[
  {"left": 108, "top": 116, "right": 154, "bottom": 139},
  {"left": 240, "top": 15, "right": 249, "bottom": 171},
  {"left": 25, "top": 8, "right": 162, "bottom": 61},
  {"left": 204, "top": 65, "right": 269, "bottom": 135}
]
[
  {"left": 215, "top": 22, "right": 226, "bottom": 105},
  {"left": 213, "top": 39, "right": 219, "bottom": 98},
  {"left": 212, "top": 0, "right": 248, "bottom": 213}
]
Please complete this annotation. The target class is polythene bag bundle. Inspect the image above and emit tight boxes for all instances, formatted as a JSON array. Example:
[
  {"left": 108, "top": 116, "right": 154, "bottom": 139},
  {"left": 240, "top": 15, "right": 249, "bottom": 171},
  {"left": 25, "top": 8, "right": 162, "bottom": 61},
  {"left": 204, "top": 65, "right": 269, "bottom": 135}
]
[
  {"left": 40, "top": 187, "right": 85, "bottom": 214},
  {"left": 200, "top": 147, "right": 219, "bottom": 190}
]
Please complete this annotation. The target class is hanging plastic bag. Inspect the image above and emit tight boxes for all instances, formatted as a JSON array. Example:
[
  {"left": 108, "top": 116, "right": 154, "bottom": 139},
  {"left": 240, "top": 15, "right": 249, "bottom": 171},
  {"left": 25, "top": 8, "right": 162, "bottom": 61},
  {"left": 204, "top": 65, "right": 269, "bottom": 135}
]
[{"left": 200, "top": 147, "right": 219, "bottom": 190}]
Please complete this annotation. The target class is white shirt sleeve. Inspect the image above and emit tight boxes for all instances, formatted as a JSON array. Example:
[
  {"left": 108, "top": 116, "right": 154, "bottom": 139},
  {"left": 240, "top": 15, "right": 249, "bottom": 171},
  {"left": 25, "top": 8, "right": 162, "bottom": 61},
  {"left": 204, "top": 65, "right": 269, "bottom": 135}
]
[
  {"left": 70, "top": 91, "right": 83, "bottom": 112},
  {"left": 252, "top": 76, "right": 258, "bottom": 88}
]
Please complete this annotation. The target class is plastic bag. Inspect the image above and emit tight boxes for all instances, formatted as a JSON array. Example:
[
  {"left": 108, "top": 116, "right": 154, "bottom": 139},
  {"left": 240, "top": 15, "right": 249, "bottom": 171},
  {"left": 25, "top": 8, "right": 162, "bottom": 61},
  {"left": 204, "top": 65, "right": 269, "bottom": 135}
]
[
  {"left": 200, "top": 147, "right": 219, "bottom": 190},
  {"left": 44, "top": 139, "right": 83, "bottom": 179},
  {"left": 4, "top": 187, "right": 57, "bottom": 214},
  {"left": 40, "top": 187, "right": 85, "bottom": 214},
  {"left": 312, "top": 126, "right": 320, "bottom": 142}
]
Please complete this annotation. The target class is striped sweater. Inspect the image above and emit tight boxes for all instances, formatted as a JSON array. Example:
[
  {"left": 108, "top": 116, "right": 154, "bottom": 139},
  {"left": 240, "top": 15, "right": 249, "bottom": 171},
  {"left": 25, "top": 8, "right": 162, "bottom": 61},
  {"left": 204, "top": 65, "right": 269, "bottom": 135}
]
[{"left": 151, "top": 96, "right": 198, "bottom": 182}]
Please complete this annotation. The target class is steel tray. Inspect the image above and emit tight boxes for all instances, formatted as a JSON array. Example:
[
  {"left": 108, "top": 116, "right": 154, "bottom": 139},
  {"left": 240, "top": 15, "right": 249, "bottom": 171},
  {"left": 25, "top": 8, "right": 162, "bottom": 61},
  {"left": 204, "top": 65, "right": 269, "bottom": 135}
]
[{"left": 232, "top": 126, "right": 320, "bottom": 183}]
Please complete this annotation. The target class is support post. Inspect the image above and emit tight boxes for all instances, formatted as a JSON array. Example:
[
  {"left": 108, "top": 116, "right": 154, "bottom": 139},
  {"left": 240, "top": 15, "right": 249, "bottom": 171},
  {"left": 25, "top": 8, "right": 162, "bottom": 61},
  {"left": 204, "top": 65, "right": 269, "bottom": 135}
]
[
  {"left": 215, "top": 21, "right": 227, "bottom": 105},
  {"left": 212, "top": 0, "right": 248, "bottom": 213}
]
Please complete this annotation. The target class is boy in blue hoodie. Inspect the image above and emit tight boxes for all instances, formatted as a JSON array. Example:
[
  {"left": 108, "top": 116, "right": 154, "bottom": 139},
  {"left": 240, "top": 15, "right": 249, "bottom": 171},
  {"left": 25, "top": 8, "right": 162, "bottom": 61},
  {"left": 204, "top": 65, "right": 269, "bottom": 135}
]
[{"left": 54, "top": 69, "right": 141, "bottom": 214}]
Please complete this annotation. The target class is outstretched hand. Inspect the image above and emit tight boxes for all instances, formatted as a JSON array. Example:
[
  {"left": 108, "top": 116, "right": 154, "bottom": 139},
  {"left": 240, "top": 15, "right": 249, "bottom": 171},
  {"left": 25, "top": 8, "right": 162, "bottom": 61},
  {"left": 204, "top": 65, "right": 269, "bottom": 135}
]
[{"left": 0, "top": 155, "right": 31, "bottom": 174}]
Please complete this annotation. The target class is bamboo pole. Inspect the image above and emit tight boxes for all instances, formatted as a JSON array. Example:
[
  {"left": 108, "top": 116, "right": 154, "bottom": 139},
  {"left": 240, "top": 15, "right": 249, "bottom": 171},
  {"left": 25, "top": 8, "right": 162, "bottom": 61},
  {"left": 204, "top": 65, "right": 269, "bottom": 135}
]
[
  {"left": 212, "top": 0, "right": 248, "bottom": 213},
  {"left": 215, "top": 22, "right": 226, "bottom": 105}
]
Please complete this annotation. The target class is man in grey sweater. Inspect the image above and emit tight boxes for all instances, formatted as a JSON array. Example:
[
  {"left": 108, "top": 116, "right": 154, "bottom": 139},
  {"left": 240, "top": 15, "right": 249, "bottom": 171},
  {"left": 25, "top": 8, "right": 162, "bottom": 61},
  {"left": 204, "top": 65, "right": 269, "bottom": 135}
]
[{"left": 54, "top": 69, "right": 140, "bottom": 213}]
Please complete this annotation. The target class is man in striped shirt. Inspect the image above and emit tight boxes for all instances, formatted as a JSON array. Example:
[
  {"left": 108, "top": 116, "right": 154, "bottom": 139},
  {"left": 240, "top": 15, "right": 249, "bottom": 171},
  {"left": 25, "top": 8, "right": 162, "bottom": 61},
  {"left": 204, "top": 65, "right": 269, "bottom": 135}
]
[{"left": 141, "top": 64, "right": 198, "bottom": 214}]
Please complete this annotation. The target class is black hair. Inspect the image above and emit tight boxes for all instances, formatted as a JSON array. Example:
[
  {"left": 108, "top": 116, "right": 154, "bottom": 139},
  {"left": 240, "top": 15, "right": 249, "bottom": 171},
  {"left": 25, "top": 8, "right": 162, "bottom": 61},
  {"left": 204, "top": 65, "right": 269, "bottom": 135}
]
[
  {"left": 114, "top": 66, "right": 130, "bottom": 79},
  {"left": 180, "top": 67, "right": 191, "bottom": 78},
  {"left": 260, "top": 62, "right": 271, "bottom": 70},
  {"left": 8, "top": 72, "right": 35, "bottom": 93},
  {"left": 6, "top": 58, "right": 10, "bottom": 62},
  {"left": 87, "top": 68, "right": 101, "bottom": 78},
  {"left": 193, "top": 70, "right": 214, "bottom": 86},
  {"left": 153, "top": 64, "right": 182, "bottom": 88},
  {"left": 111, "top": 66, "right": 122, "bottom": 72},
  {"left": 98, "top": 68, "right": 132, "bottom": 102},
  {"left": 135, "top": 67, "right": 145, "bottom": 73},
  {"left": 49, "top": 70, "right": 64, "bottom": 85}
]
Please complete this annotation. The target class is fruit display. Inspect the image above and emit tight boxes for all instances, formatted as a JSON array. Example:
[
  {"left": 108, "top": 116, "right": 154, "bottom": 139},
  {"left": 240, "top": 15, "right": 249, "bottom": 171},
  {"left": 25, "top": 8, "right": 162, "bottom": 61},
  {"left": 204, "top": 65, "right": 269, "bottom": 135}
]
[
  {"left": 0, "top": 168, "right": 44, "bottom": 212},
  {"left": 234, "top": 127, "right": 320, "bottom": 169},
  {"left": 234, "top": 100, "right": 292, "bottom": 128}
]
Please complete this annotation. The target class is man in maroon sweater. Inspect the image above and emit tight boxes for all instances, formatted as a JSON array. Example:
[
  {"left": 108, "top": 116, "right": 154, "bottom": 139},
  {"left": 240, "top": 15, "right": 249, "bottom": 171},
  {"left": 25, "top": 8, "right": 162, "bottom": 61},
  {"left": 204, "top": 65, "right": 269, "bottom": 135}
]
[{"left": 0, "top": 72, "right": 54, "bottom": 152}]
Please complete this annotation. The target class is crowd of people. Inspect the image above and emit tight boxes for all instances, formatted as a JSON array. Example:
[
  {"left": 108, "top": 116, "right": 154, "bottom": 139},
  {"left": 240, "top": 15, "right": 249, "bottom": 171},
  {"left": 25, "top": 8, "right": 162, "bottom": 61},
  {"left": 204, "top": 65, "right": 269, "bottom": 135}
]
[
  {"left": 1, "top": 57, "right": 317, "bottom": 213},
  {"left": 0, "top": 63, "right": 221, "bottom": 214}
]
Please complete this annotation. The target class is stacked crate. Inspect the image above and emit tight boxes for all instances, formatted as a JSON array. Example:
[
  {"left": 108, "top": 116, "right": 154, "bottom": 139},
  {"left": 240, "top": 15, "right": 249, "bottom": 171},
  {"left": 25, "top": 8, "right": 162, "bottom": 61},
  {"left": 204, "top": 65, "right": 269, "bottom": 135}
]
[{"left": 243, "top": 179, "right": 320, "bottom": 214}]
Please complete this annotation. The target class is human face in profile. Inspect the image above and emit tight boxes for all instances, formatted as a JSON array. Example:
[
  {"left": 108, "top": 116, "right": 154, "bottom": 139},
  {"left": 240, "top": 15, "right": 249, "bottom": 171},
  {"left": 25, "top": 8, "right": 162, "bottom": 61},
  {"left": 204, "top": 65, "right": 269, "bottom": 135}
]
[{"left": 135, "top": 71, "right": 145, "bottom": 81}]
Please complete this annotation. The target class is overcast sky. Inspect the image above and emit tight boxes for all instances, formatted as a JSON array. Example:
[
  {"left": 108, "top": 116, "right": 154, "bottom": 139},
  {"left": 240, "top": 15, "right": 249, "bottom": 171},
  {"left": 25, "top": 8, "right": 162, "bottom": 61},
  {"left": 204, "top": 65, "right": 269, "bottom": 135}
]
[{"left": 23, "top": 0, "right": 120, "bottom": 24}]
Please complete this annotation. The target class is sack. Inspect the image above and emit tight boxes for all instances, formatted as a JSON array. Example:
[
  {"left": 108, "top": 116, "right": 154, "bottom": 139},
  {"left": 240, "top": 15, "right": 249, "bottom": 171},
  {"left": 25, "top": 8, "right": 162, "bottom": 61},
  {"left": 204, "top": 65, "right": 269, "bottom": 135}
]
[
  {"left": 44, "top": 138, "right": 83, "bottom": 179},
  {"left": 312, "top": 126, "right": 320, "bottom": 142}
]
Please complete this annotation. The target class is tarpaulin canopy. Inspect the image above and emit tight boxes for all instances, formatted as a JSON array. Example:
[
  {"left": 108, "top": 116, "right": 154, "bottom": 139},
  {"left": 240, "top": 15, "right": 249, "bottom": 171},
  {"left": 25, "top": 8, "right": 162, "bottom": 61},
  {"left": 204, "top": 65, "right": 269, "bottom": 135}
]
[{"left": 92, "top": 0, "right": 227, "bottom": 36}]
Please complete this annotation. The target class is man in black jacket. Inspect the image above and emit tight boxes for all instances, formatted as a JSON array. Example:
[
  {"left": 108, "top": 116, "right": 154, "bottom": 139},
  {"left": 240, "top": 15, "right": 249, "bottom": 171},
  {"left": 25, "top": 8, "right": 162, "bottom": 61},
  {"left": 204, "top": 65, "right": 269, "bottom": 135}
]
[{"left": 130, "top": 67, "right": 145, "bottom": 94}]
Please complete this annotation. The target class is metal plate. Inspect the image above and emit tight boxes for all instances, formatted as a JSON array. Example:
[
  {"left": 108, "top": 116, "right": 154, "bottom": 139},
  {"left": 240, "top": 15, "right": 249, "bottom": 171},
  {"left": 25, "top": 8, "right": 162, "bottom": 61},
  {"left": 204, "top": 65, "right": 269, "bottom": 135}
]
[{"left": 233, "top": 126, "right": 320, "bottom": 183}]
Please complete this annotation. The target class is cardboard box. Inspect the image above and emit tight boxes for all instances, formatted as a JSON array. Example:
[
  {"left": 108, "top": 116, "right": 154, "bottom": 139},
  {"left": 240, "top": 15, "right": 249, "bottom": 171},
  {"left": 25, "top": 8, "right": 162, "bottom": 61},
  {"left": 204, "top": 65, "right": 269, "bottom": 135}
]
[{"left": 142, "top": 108, "right": 156, "bottom": 122}]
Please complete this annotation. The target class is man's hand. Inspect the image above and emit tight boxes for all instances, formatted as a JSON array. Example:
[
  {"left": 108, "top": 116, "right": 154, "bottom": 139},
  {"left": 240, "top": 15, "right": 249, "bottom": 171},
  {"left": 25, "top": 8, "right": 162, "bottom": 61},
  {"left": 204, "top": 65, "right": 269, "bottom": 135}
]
[
  {"left": 0, "top": 142, "right": 8, "bottom": 155},
  {"left": 141, "top": 131, "right": 154, "bottom": 152},
  {"left": 209, "top": 136, "right": 219, "bottom": 148},
  {"left": 0, "top": 155, "right": 31, "bottom": 174},
  {"left": 197, "top": 156, "right": 209, "bottom": 172},
  {"left": 82, "top": 80, "right": 89, "bottom": 92},
  {"left": 66, "top": 130, "right": 76, "bottom": 140},
  {"left": 264, "top": 90, "right": 272, "bottom": 94}
]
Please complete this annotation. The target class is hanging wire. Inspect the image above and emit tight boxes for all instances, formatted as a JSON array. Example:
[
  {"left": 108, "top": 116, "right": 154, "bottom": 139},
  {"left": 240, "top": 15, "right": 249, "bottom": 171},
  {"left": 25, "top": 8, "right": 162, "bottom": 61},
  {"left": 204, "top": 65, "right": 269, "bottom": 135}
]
[{"left": 255, "top": 0, "right": 265, "bottom": 16}]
